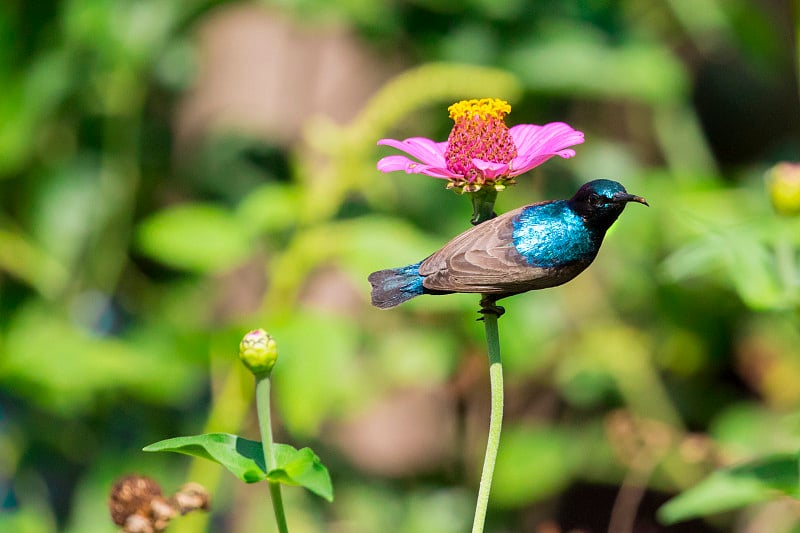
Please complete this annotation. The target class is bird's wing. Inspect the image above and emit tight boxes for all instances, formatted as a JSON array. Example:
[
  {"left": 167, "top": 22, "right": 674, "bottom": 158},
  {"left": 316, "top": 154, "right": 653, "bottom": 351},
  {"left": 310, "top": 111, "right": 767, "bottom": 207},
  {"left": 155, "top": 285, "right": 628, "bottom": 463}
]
[{"left": 419, "top": 204, "right": 552, "bottom": 293}]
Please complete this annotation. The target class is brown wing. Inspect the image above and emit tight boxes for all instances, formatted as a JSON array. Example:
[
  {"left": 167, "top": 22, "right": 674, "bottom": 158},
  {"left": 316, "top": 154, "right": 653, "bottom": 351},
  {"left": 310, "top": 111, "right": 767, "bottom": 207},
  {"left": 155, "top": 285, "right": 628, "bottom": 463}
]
[{"left": 419, "top": 204, "right": 552, "bottom": 294}]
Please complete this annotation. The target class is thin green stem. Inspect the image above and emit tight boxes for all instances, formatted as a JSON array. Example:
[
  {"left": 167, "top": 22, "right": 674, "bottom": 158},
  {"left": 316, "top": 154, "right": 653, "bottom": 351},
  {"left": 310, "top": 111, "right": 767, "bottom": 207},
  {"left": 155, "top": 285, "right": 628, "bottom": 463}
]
[
  {"left": 269, "top": 481, "right": 289, "bottom": 530},
  {"left": 471, "top": 310, "right": 504, "bottom": 533},
  {"left": 255, "top": 375, "right": 289, "bottom": 533},
  {"left": 776, "top": 222, "right": 798, "bottom": 302}
]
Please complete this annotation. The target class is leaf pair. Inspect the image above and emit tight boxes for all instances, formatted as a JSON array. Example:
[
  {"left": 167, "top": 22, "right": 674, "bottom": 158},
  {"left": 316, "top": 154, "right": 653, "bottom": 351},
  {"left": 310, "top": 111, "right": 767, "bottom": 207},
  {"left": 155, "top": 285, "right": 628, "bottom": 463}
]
[{"left": 144, "top": 433, "right": 333, "bottom": 502}]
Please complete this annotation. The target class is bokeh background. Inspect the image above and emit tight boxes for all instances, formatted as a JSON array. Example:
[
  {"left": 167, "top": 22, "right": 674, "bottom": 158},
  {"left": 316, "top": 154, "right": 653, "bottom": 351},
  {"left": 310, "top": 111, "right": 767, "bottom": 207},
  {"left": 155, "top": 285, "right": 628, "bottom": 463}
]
[{"left": 1, "top": 1, "right": 799, "bottom": 532}]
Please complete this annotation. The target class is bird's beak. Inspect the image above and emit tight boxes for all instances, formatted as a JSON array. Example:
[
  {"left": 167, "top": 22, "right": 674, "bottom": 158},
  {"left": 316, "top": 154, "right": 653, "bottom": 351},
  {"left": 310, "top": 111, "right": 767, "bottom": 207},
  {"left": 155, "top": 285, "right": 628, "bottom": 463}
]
[{"left": 615, "top": 193, "right": 649, "bottom": 206}]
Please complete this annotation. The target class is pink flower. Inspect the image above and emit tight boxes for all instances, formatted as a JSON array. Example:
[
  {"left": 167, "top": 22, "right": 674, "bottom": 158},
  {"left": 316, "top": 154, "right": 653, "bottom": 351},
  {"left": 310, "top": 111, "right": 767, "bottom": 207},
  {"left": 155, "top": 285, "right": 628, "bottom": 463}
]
[{"left": 377, "top": 98, "right": 584, "bottom": 193}]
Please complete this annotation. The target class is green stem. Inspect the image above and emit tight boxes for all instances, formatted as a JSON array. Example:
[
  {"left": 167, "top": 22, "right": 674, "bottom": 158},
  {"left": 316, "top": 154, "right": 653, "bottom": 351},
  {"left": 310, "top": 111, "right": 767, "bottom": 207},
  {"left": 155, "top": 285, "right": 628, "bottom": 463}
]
[
  {"left": 268, "top": 481, "right": 289, "bottom": 531},
  {"left": 776, "top": 222, "right": 798, "bottom": 302},
  {"left": 255, "top": 375, "right": 289, "bottom": 533},
  {"left": 471, "top": 310, "right": 504, "bottom": 533},
  {"left": 470, "top": 188, "right": 498, "bottom": 225}
]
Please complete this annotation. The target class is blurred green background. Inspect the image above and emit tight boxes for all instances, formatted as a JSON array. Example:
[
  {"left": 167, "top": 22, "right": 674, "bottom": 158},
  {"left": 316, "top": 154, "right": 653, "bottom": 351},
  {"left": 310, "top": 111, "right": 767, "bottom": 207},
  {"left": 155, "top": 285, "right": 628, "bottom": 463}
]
[{"left": 1, "top": 0, "right": 799, "bottom": 532}]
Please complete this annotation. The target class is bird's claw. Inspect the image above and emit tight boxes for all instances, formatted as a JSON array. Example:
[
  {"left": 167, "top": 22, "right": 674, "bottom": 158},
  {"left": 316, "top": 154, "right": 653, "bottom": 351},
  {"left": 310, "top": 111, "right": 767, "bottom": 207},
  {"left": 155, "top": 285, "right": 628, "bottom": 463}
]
[{"left": 478, "top": 298, "right": 505, "bottom": 319}]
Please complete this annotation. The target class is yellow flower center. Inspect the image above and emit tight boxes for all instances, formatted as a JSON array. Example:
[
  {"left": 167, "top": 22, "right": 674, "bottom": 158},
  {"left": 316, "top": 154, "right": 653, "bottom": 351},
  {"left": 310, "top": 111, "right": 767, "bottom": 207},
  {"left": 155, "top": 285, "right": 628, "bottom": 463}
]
[
  {"left": 448, "top": 98, "right": 512, "bottom": 121},
  {"left": 444, "top": 98, "right": 517, "bottom": 192}
]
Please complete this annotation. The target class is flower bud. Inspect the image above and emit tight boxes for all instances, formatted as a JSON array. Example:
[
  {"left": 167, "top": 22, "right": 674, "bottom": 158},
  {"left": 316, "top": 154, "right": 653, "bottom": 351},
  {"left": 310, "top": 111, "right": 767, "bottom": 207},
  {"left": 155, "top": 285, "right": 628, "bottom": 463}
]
[
  {"left": 766, "top": 162, "right": 800, "bottom": 216},
  {"left": 239, "top": 329, "right": 278, "bottom": 377}
]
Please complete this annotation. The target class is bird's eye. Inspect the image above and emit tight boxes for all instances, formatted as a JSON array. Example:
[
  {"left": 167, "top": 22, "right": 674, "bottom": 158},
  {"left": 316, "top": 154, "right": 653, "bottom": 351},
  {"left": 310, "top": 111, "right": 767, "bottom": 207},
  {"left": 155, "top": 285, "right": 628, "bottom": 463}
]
[{"left": 588, "top": 193, "right": 602, "bottom": 206}]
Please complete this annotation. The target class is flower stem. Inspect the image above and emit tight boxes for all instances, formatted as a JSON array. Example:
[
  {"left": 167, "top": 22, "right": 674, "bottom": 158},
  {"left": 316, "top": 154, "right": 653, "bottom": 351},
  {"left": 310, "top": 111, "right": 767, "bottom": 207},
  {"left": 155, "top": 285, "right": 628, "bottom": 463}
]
[
  {"left": 472, "top": 308, "right": 504, "bottom": 533},
  {"left": 255, "top": 374, "right": 289, "bottom": 533},
  {"left": 470, "top": 188, "right": 498, "bottom": 225},
  {"left": 776, "top": 222, "right": 798, "bottom": 303}
]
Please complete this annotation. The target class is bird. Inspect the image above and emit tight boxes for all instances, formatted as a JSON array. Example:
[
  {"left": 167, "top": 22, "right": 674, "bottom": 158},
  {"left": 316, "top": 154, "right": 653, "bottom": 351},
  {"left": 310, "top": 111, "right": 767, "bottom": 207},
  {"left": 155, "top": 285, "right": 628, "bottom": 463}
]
[{"left": 368, "top": 179, "right": 648, "bottom": 315}]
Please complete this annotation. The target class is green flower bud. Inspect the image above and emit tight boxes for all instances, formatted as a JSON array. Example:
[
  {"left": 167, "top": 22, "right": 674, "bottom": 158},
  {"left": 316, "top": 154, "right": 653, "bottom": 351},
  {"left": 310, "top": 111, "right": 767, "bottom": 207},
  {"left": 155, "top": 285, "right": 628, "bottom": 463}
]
[
  {"left": 239, "top": 329, "right": 278, "bottom": 377},
  {"left": 766, "top": 162, "right": 800, "bottom": 216}
]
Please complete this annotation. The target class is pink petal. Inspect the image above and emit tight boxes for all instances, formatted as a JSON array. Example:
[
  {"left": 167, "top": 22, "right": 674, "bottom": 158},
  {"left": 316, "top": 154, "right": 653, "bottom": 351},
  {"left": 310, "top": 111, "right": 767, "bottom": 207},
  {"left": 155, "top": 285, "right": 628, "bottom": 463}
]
[
  {"left": 510, "top": 123, "right": 584, "bottom": 156},
  {"left": 377, "top": 155, "right": 457, "bottom": 179},
  {"left": 376, "top": 155, "right": 418, "bottom": 173},
  {"left": 472, "top": 159, "right": 511, "bottom": 180},
  {"left": 509, "top": 154, "right": 558, "bottom": 175},
  {"left": 377, "top": 137, "right": 448, "bottom": 168},
  {"left": 508, "top": 123, "right": 585, "bottom": 176}
]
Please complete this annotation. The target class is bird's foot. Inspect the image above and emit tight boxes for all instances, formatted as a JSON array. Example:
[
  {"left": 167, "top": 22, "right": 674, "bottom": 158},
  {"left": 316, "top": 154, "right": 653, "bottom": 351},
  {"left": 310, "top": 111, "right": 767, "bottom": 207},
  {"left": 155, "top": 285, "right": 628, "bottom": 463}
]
[{"left": 478, "top": 297, "right": 505, "bottom": 319}]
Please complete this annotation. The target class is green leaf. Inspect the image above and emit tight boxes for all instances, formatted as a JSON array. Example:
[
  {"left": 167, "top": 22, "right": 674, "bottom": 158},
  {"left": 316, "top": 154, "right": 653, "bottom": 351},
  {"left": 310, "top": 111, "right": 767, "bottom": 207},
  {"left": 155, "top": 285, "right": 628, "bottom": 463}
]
[
  {"left": 236, "top": 183, "right": 301, "bottom": 234},
  {"left": 144, "top": 433, "right": 267, "bottom": 483},
  {"left": 0, "top": 227, "right": 68, "bottom": 298},
  {"left": 143, "top": 433, "right": 333, "bottom": 501},
  {"left": 135, "top": 203, "right": 252, "bottom": 273},
  {"left": 658, "top": 453, "right": 800, "bottom": 524},
  {"left": 271, "top": 444, "right": 334, "bottom": 502},
  {"left": 725, "top": 238, "right": 784, "bottom": 310},
  {"left": 710, "top": 403, "right": 800, "bottom": 458}
]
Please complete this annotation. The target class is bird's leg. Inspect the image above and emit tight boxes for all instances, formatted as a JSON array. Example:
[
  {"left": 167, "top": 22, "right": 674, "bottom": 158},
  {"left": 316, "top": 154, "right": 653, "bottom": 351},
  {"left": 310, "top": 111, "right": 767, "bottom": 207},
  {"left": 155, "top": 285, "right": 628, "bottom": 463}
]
[{"left": 478, "top": 295, "right": 505, "bottom": 319}]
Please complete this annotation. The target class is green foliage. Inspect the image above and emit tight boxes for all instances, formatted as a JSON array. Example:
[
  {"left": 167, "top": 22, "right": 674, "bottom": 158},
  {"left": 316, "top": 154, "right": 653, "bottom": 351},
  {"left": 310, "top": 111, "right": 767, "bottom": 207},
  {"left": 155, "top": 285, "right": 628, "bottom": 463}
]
[
  {"left": 136, "top": 203, "right": 254, "bottom": 274},
  {"left": 0, "top": 512, "right": 55, "bottom": 533},
  {"left": 2, "top": 0, "right": 799, "bottom": 532},
  {"left": 2, "top": 302, "right": 201, "bottom": 413},
  {"left": 659, "top": 453, "right": 800, "bottom": 524},
  {"left": 505, "top": 29, "right": 689, "bottom": 103},
  {"left": 491, "top": 426, "right": 576, "bottom": 507},
  {"left": 144, "top": 433, "right": 333, "bottom": 501}
]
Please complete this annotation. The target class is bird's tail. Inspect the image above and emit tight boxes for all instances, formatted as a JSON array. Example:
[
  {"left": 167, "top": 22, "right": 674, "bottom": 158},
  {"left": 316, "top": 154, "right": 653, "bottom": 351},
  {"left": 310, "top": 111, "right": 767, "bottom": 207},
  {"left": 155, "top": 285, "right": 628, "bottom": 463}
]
[{"left": 368, "top": 262, "right": 424, "bottom": 309}]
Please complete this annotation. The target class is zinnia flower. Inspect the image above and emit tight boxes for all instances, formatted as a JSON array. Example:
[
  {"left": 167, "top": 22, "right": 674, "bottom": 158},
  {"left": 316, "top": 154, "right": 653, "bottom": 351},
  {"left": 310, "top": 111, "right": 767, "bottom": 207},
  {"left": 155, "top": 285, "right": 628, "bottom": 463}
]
[{"left": 377, "top": 98, "right": 584, "bottom": 193}]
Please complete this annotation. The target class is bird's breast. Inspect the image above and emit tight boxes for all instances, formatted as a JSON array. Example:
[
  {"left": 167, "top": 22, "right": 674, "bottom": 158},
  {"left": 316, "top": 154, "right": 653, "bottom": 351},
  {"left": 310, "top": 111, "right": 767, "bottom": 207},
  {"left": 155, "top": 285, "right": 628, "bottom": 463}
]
[{"left": 511, "top": 204, "right": 601, "bottom": 268}]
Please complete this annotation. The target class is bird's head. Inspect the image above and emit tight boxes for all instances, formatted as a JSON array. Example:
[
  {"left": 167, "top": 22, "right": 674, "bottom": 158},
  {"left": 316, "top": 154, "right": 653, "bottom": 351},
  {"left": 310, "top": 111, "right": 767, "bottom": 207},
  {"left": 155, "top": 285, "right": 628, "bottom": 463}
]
[{"left": 568, "top": 179, "right": 648, "bottom": 228}]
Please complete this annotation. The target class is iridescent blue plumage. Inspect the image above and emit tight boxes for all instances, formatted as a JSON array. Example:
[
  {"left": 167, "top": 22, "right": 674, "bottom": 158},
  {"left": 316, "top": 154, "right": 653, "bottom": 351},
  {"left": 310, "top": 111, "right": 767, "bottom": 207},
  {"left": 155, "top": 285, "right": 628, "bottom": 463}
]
[
  {"left": 368, "top": 179, "right": 647, "bottom": 309},
  {"left": 512, "top": 202, "right": 599, "bottom": 268}
]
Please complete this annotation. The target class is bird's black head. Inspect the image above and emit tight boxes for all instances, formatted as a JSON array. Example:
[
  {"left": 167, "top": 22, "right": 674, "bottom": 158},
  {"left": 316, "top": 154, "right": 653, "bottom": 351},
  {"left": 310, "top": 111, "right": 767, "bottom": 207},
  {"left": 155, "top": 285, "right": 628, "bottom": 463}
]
[{"left": 568, "top": 179, "right": 648, "bottom": 229}]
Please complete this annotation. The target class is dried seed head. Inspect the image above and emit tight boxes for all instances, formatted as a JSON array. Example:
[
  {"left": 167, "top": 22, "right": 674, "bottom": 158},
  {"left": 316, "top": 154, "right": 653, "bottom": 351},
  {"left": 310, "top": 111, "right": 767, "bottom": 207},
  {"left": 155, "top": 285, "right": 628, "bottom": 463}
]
[
  {"left": 109, "top": 475, "right": 163, "bottom": 527},
  {"left": 172, "top": 482, "right": 211, "bottom": 514},
  {"left": 123, "top": 514, "right": 154, "bottom": 533}
]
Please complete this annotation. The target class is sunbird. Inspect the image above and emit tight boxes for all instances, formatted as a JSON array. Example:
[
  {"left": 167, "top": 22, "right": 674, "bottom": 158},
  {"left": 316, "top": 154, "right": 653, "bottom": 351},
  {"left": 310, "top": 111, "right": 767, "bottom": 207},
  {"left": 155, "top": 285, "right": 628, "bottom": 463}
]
[{"left": 369, "top": 179, "right": 648, "bottom": 313}]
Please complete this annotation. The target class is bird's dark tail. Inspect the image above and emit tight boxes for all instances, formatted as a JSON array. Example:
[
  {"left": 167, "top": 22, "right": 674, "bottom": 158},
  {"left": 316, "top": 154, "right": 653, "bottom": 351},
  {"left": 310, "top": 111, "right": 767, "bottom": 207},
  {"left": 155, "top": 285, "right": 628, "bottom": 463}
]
[{"left": 368, "top": 262, "right": 424, "bottom": 309}]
